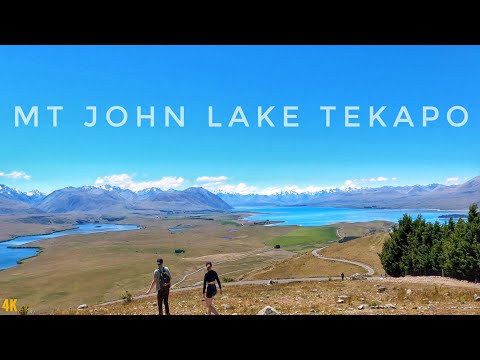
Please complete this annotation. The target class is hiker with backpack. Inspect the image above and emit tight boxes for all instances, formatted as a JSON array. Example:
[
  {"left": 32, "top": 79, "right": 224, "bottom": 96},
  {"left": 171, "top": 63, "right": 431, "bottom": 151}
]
[{"left": 146, "top": 258, "right": 172, "bottom": 315}]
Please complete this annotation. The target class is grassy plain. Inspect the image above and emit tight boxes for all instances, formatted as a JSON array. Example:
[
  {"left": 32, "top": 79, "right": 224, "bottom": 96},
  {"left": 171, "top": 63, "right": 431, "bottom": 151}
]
[
  {"left": 0, "top": 213, "right": 295, "bottom": 312},
  {"left": 267, "top": 226, "right": 339, "bottom": 252}
]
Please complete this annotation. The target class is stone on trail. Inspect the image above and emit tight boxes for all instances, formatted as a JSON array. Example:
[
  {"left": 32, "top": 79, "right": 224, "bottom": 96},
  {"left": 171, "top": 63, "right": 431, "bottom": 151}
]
[
  {"left": 222, "top": 304, "right": 232, "bottom": 310},
  {"left": 474, "top": 294, "right": 480, "bottom": 301},
  {"left": 257, "top": 306, "right": 280, "bottom": 315},
  {"left": 337, "top": 299, "right": 345, "bottom": 304},
  {"left": 384, "top": 303, "right": 396, "bottom": 309},
  {"left": 406, "top": 289, "right": 412, "bottom": 296},
  {"left": 351, "top": 273, "right": 366, "bottom": 280},
  {"left": 77, "top": 304, "right": 88, "bottom": 310}
]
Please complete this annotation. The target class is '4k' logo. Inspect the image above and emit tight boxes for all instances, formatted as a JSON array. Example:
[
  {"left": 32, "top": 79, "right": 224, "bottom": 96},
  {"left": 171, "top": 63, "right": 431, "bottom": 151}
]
[{"left": 2, "top": 299, "right": 17, "bottom": 312}]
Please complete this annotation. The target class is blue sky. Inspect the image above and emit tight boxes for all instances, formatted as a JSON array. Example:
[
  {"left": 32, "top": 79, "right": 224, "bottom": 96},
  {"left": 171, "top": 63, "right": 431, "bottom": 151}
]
[{"left": 0, "top": 46, "right": 479, "bottom": 194}]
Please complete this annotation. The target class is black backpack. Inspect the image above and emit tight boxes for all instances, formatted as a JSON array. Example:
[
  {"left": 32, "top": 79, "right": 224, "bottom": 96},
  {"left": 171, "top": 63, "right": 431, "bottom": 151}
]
[{"left": 159, "top": 267, "right": 170, "bottom": 287}]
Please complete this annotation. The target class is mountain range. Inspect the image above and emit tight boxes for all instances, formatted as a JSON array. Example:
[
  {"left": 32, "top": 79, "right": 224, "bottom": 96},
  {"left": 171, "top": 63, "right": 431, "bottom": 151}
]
[
  {"left": 0, "top": 184, "right": 232, "bottom": 214},
  {"left": 217, "top": 176, "right": 480, "bottom": 210},
  {"left": 1, "top": 176, "right": 479, "bottom": 215}
]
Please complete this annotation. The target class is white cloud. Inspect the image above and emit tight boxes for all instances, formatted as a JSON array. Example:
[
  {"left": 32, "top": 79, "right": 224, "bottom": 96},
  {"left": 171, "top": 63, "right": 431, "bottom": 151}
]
[
  {"left": 266, "top": 185, "right": 332, "bottom": 195},
  {"left": 392, "top": 177, "right": 398, "bottom": 181},
  {"left": 196, "top": 176, "right": 228, "bottom": 183},
  {"left": 366, "top": 176, "right": 390, "bottom": 182},
  {"left": 446, "top": 177, "right": 460, "bottom": 185},
  {"left": 0, "top": 170, "right": 31, "bottom": 180},
  {"left": 341, "top": 179, "right": 359, "bottom": 190},
  {"left": 95, "top": 174, "right": 184, "bottom": 191},
  {"left": 205, "top": 182, "right": 258, "bottom": 195}
]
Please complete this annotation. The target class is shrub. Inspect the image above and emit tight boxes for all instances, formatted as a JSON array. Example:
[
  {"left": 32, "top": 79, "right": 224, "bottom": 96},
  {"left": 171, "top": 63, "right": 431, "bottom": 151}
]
[
  {"left": 121, "top": 290, "right": 133, "bottom": 304},
  {"left": 223, "top": 277, "right": 235, "bottom": 283},
  {"left": 18, "top": 305, "right": 29, "bottom": 315}
]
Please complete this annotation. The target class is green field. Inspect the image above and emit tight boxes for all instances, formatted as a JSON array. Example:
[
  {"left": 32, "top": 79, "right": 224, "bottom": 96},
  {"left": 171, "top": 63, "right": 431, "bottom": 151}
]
[{"left": 267, "top": 226, "right": 339, "bottom": 252}]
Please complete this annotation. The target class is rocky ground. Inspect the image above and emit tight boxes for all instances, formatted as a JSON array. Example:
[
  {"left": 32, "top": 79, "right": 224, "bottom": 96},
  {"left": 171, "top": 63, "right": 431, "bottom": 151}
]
[{"left": 55, "top": 276, "right": 480, "bottom": 315}]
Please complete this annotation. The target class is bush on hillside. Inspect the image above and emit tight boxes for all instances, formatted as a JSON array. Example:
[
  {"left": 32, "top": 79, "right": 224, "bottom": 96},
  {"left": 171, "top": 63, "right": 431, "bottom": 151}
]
[
  {"left": 121, "top": 290, "right": 133, "bottom": 304},
  {"left": 18, "top": 305, "right": 29, "bottom": 315}
]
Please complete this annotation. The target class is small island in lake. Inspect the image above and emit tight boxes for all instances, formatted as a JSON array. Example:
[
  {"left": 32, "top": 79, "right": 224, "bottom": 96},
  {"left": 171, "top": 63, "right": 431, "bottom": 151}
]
[{"left": 438, "top": 214, "right": 468, "bottom": 219}]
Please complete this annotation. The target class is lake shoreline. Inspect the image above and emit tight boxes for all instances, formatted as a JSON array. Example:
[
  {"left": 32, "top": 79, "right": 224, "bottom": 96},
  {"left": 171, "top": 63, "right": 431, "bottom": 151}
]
[{"left": 0, "top": 223, "right": 141, "bottom": 271}]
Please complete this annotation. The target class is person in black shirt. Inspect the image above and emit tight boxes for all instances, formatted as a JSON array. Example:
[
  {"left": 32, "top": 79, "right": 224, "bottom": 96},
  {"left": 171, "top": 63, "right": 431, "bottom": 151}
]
[{"left": 202, "top": 261, "right": 222, "bottom": 315}]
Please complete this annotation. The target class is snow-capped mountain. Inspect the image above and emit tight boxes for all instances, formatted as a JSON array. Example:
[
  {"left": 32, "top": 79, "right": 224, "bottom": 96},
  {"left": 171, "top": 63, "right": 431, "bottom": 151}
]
[
  {"left": 217, "top": 178, "right": 479, "bottom": 209},
  {"left": 0, "top": 184, "right": 46, "bottom": 203},
  {"left": 0, "top": 184, "right": 232, "bottom": 214}
]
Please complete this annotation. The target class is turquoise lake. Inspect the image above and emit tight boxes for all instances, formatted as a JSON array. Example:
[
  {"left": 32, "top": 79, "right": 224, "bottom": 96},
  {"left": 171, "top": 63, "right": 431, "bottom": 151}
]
[{"left": 240, "top": 207, "right": 468, "bottom": 226}]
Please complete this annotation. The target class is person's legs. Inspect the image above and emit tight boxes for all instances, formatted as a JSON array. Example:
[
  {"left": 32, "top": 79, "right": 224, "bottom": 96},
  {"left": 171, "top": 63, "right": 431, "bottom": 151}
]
[
  {"left": 205, "top": 297, "right": 213, "bottom": 315},
  {"left": 209, "top": 297, "right": 219, "bottom": 315},
  {"left": 163, "top": 288, "right": 170, "bottom": 315},
  {"left": 157, "top": 290, "right": 164, "bottom": 315}
]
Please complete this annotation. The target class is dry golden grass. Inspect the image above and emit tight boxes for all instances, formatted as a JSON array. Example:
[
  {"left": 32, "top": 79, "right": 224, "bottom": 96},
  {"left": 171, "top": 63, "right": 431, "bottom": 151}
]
[
  {"left": 0, "top": 214, "right": 294, "bottom": 312},
  {"left": 321, "top": 233, "right": 388, "bottom": 275},
  {"left": 0, "top": 215, "right": 74, "bottom": 241},
  {"left": 240, "top": 252, "right": 363, "bottom": 280},
  {"left": 54, "top": 278, "right": 480, "bottom": 315},
  {"left": 334, "top": 221, "right": 392, "bottom": 238}
]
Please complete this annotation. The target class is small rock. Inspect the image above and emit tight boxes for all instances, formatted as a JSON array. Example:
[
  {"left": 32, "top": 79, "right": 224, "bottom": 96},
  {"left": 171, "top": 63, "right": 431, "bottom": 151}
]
[
  {"left": 268, "top": 280, "right": 278, "bottom": 285},
  {"left": 257, "top": 306, "right": 280, "bottom": 315},
  {"left": 222, "top": 304, "right": 232, "bottom": 310},
  {"left": 428, "top": 303, "right": 436, "bottom": 310},
  {"left": 384, "top": 303, "right": 396, "bottom": 309},
  {"left": 311, "top": 289, "right": 318, "bottom": 292},
  {"left": 221, "top": 296, "right": 228, "bottom": 300},
  {"left": 77, "top": 304, "right": 88, "bottom": 310},
  {"left": 359, "top": 297, "right": 365, "bottom": 302},
  {"left": 232, "top": 313, "right": 238, "bottom": 315},
  {"left": 337, "top": 294, "right": 350, "bottom": 299},
  {"left": 358, "top": 304, "right": 366, "bottom": 310},
  {"left": 310, "top": 309, "right": 315, "bottom": 313},
  {"left": 337, "top": 299, "right": 345, "bottom": 304},
  {"left": 351, "top": 273, "right": 366, "bottom": 280},
  {"left": 406, "top": 289, "right": 412, "bottom": 296},
  {"left": 377, "top": 287, "right": 387, "bottom": 293},
  {"left": 474, "top": 294, "right": 480, "bottom": 301}
]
